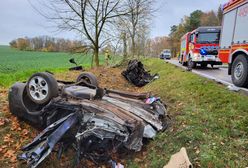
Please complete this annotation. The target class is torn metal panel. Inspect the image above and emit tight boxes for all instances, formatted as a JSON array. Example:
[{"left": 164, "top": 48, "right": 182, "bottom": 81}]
[
  {"left": 143, "top": 124, "right": 157, "bottom": 138},
  {"left": 19, "top": 113, "right": 78, "bottom": 168},
  {"left": 102, "top": 96, "right": 164, "bottom": 130}
]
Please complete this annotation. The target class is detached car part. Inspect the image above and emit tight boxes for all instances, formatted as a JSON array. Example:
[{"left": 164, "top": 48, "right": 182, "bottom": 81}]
[
  {"left": 69, "top": 58, "right": 84, "bottom": 71},
  {"left": 8, "top": 72, "right": 169, "bottom": 167},
  {"left": 122, "top": 60, "right": 159, "bottom": 87}
]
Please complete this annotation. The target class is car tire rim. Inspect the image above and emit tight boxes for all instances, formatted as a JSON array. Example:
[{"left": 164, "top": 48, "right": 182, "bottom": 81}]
[
  {"left": 29, "top": 76, "right": 49, "bottom": 101},
  {"left": 234, "top": 62, "right": 244, "bottom": 80}
]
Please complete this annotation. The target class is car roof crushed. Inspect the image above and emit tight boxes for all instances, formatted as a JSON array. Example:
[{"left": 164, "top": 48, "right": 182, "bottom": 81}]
[{"left": 8, "top": 72, "right": 170, "bottom": 167}]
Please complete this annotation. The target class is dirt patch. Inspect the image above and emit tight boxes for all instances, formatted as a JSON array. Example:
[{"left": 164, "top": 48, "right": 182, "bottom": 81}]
[
  {"left": 0, "top": 67, "right": 143, "bottom": 168},
  {"left": 55, "top": 67, "right": 142, "bottom": 92}
]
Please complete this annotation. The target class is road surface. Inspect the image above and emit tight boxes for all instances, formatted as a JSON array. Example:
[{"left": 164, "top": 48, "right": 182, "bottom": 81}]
[{"left": 165, "top": 59, "right": 248, "bottom": 95}]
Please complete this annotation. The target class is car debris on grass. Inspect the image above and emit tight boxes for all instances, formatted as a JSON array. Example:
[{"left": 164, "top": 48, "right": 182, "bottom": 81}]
[
  {"left": 122, "top": 60, "right": 159, "bottom": 87},
  {"left": 8, "top": 72, "right": 170, "bottom": 167}
]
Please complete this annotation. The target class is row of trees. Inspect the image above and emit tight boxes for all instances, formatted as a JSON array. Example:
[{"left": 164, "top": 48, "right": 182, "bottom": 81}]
[
  {"left": 9, "top": 36, "right": 84, "bottom": 53},
  {"left": 145, "top": 36, "right": 170, "bottom": 57},
  {"left": 14, "top": 1, "right": 223, "bottom": 63},
  {"left": 29, "top": 0, "right": 155, "bottom": 66},
  {"left": 169, "top": 7, "right": 223, "bottom": 57}
]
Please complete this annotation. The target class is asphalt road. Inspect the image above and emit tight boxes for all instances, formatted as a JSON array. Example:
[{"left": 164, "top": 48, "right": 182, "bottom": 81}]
[{"left": 165, "top": 59, "right": 248, "bottom": 94}]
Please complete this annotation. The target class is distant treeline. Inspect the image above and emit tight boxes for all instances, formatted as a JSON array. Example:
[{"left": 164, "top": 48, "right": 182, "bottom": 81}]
[
  {"left": 169, "top": 6, "right": 223, "bottom": 57},
  {"left": 9, "top": 36, "right": 85, "bottom": 53}
]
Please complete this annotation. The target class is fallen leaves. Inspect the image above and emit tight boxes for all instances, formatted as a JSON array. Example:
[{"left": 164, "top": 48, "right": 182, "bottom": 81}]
[
  {"left": 3, "top": 150, "right": 17, "bottom": 163},
  {"left": 0, "top": 93, "right": 34, "bottom": 167},
  {"left": 21, "top": 129, "right": 29, "bottom": 136},
  {"left": 0, "top": 118, "right": 9, "bottom": 126},
  {"left": 0, "top": 145, "right": 7, "bottom": 153},
  {"left": 10, "top": 117, "right": 21, "bottom": 131},
  {"left": 0, "top": 120, "right": 4, "bottom": 126},
  {"left": 194, "top": 146, "right": 201, "bottom": 155},
  {"left": 4, "top": 134, "right": 14, "bottom": 143}
]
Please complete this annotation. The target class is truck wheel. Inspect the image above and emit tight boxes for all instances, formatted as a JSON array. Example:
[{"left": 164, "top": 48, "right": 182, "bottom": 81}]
[
  {"left": 26, "top": 72, "right": 58, "bottom": 105},
  {"left": 188, "top": 58, "right": 196, "bottom": 69},
  {"left": 76, "top": 72, "right": 99, "bottom": 87},
  {"left": 182, "top": 61, "right": 188, "bottom": 66},
  {"left": 231, "top": 55, "right": 248, "bottom": 87},
  {"left": 201, "top": 63, "right": 208, "bottom": 68}
]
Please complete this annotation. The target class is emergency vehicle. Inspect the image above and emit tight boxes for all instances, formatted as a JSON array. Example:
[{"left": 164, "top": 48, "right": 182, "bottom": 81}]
[
  {"left": 219, "top": 0, "right": 248, "bottom": 87},
  {"left": 179, "top": 27, "right": 222, "bottom": 68}
]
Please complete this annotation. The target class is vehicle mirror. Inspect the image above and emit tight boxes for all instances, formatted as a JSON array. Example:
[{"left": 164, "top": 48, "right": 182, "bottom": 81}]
[
  {"left": 195, "top": 32, "right": 199, "bottom": 38},
  {"left": 69, "top": 58, "right": 77, "bottom": 66}
]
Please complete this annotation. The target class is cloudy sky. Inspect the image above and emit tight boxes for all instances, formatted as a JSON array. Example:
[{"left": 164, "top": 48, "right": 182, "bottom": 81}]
[{"left": 0, "top": 0, "right": 227, "bottom": 45}]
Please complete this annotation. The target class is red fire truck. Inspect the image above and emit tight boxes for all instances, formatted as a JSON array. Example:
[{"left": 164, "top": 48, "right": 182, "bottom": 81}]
[
  {"left": 179, "top": 27, "right": 222, "bottom": 68},
  {"left": 219, "top": 0, "right": 248, "bottom": 87}
]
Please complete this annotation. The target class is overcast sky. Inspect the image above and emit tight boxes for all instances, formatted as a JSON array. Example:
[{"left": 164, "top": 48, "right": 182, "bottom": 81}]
[{"left": 0, "top": 0, "right": 227, "bottom": 45}]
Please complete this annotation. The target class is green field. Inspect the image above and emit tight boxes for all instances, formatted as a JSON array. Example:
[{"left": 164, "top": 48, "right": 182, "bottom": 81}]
[{"left": 0, "top": 45, "right": 107, "bottom": 87}]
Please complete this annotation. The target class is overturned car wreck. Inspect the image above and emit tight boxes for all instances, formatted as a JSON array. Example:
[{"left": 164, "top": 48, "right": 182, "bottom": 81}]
[{"left": 8, "top": 72, "right": 169, "bottom": 167}]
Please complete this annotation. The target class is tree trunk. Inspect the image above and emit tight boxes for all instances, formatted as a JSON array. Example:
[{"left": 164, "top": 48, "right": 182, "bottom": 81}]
[
  {"left": 131, "top": 35, "right": 135, "bottom": 57},
  {"left": 91, "top": 53, "right": 94, "bottom": 68},
  {"left": 94, "top": 48, "right": 100, "bottom": 67},
  {"left": 123, "top": 32, "right": 127, "bottom": 61}
]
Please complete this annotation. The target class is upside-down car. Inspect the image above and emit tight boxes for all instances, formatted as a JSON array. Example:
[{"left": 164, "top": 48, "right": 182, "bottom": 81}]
[{"left": 8, "top": 72, "right": 169, "bottom": 167}]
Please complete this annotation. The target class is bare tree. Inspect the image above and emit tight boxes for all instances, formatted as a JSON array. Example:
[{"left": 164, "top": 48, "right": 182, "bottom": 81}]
[
  {"left": 124, "top": 0, "right": 154, "bottom": 57},
  {"left": 121, "top": 32, "right": 128, "bottom": 60},
  {"left": 148, "top": 36, "right": 170, "bottom": 57},
  {"left": 31, "top": 0, "right": 127, "bottom": 66}
]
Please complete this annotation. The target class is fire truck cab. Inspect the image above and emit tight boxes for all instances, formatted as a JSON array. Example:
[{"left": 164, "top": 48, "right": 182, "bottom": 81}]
[
  {"left": 179, "top": 27, "right": 222, "bottom": 68},
  {"left": 219, "top": 0, "right": 248, "bottom": 87}
]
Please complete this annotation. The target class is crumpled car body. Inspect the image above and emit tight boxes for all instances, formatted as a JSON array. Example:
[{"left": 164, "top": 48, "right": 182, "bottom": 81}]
[
  {"left": 122, "top": 60, "right": 159, "bottom": 87},
  {"left": 8, "top": 72, "right": 169, "bottom": 167}
]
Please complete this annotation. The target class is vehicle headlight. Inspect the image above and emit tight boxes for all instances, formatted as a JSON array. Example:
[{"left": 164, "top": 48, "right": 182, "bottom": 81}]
[{"left": 193, "top": 53, "right": 199, "bottom": 58}]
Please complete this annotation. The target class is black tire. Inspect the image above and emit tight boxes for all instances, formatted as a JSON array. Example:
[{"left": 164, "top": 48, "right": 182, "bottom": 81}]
[
  {"left": 26, "top": 72, "right": 58, "bottom": 105},
  {"left": 76, "top": 72, "right": 99, "bottom": 87},
  {"left": 182, "top": 61, "right": 188, "bottom": 66},
  {"left": 188, "top": 58, "right": 196, "bottom": 69},
  {"left": 231, "top": 55, "right": 248, "bottom": 87},
  {"left": 201, "top": 63, "right": 208, "bottom": 68}
]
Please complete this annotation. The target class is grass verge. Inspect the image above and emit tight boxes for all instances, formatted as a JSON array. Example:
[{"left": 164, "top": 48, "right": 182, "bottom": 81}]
[{"left": 127, "top": 59, "right": 248, "bottom": 168}]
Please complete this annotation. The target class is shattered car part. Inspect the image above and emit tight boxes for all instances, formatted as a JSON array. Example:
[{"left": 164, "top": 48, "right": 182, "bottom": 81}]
[
  {"left": 8, "top": 72, "right": 169, "bottom": 167},
  {"left": 122, "top": 60, "right": 159, "bottom": 87},
  {"left": 69, "top": 58, "right": 84, "bottom": 71},
  {"left": 18, "top": 113, "right": 78, "bottom": 168}
]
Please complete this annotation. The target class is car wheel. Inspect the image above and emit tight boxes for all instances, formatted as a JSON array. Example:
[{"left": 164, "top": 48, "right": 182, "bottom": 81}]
[
  {"left": 231, "top": 55, "right": 248, "bottom": 87},
  {"left": 76, "top": 72, "right": 99, "bottom": 87},
  {"left": 26, "top": 72, "right": 58, "bottom": 105}
]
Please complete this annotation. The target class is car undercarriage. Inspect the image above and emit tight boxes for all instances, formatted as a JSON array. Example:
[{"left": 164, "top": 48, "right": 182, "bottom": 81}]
[{"left": 8, "top": 72, "right": 169, "bottom": 167}]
